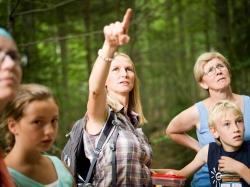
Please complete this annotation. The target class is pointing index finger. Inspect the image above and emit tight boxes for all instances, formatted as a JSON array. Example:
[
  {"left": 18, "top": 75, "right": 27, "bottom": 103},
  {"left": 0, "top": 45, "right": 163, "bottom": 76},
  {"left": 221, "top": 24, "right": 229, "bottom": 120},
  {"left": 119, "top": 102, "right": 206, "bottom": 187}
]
[{"left": 122, "top": 8, "right": 133, "bottom": 34}]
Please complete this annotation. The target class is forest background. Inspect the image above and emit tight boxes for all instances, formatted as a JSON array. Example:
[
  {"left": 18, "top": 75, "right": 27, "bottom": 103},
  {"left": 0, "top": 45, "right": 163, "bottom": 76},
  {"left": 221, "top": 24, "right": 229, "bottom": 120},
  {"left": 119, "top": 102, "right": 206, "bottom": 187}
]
[{"left": 1, "top": 0, "right": 250, "bottom": 185}]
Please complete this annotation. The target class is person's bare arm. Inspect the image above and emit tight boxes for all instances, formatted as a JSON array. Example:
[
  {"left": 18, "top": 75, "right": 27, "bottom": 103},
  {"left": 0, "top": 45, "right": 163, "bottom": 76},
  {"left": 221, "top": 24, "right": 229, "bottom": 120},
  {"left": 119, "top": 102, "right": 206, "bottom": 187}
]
[
  {"left": 86, "top": 9, "right": 132, "bottom": 134},
  {"left": 164, "top": 145, "right": 208, "bottom": 178},
  {"left": 166, "top": 105, "right": 200, "bottom": 152},
  {"left": 178, "top": 145, "right": 208, "bottom": 177},
  {"left": 218, "top": 156, "right": 250, "bottom": 184}
]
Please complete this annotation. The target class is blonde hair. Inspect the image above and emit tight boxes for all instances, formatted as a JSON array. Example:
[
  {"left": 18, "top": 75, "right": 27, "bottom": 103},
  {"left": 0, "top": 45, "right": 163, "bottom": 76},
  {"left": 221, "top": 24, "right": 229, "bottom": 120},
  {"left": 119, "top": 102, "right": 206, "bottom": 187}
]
[
  {"left": 193, "top": 51, "right": 231, "bottom": 83},
  {"left": 109, "top": 52, "right": 147, "bottom": 125},
  {"left": 208, "top": 100, "right": 243, "bottom": 144},
  {"left": 0, "top": 83, "right": 57, "bottom": 152}
]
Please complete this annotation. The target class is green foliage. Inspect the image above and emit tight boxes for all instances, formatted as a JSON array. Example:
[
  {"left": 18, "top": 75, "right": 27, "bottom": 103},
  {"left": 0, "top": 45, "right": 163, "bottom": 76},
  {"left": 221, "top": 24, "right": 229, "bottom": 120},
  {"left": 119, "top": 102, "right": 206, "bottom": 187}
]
[{"left": 1, "top": 1, "right": 250, "bottom": 185}]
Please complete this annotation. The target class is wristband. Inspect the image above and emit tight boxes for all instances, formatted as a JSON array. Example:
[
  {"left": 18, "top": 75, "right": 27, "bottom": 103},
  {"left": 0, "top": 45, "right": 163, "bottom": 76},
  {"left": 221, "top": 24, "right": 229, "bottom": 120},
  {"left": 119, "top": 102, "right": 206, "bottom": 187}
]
[{"left": 98, "top": 49, "right": 113, "bottom": 63}]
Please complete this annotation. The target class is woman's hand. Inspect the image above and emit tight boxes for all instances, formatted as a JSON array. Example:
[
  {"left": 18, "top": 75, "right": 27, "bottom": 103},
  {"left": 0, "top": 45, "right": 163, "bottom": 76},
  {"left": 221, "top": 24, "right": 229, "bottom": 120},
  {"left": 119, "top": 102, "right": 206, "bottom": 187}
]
[{"left": 103, "top": 8, "right": 133, "bottom": 47}]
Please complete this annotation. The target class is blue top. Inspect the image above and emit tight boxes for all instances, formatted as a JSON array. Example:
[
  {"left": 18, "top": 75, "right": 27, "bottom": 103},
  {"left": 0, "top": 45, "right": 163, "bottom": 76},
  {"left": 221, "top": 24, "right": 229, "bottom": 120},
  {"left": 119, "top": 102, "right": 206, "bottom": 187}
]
[
  {"left": 207, "top": 141, "right": 250, "bottom": 187},
  {"left": 8, "top": 155, "right": 73, "bottom": 187},
  {"left": 191, "top": 95, "right": 250, "bottom": 187}
]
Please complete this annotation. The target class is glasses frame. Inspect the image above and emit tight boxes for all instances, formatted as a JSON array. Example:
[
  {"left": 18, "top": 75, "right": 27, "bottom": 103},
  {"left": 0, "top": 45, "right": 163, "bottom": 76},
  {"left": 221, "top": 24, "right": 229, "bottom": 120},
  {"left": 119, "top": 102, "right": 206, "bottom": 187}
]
[
  {"left": 0, "top": 50, "right": 21, "bottom": 66},
  {"left": 203, "top": 63, "right": 226, "bottom": 77}
]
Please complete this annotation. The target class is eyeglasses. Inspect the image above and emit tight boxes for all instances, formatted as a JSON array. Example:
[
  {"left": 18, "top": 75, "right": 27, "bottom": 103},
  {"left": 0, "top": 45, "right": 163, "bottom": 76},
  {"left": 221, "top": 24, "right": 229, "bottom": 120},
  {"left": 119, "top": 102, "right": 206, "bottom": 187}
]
[
  {"left": 204, "top": 63, "right": 226, "bottom": 77},
  {"left": 0, "top": 51, "right": 21, "bottom": 65}
]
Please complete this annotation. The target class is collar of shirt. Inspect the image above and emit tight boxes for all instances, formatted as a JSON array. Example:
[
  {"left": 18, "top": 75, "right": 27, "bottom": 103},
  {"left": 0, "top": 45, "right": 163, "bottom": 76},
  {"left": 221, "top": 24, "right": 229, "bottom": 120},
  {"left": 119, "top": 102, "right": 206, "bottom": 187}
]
[{"left": 107, "top": 95, "right": 139, "bottom": 126}]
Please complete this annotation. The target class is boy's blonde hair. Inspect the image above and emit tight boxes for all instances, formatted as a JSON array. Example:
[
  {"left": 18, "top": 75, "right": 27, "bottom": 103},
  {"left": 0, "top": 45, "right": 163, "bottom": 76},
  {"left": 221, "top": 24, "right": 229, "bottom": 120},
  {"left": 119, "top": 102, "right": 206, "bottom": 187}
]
[
  {"left": 193, "top": 52, "right": 231, "bottom": 83},
  {"left": 208, "top": 100, "right": 243, "bottom": 144},
  {"left": 208, "top": 100, "right": 242, "bottom": 129}
]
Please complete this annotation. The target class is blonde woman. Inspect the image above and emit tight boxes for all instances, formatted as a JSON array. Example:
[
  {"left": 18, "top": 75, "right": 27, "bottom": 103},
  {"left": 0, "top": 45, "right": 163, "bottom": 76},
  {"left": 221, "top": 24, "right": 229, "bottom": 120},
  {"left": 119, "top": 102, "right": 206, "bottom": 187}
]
[{"left": 65, "top": 9, "right": 152, "bottom": 186}]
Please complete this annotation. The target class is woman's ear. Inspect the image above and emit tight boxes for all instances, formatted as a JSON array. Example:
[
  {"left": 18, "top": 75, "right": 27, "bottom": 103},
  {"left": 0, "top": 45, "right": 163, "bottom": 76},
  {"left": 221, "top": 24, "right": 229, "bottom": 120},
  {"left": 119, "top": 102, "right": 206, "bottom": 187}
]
[
  {"left": 7, "top": 118, "right": 19, "bottom": 135},
  {"left": 199, "top": 80, "right": 209, "bottom": 90}
]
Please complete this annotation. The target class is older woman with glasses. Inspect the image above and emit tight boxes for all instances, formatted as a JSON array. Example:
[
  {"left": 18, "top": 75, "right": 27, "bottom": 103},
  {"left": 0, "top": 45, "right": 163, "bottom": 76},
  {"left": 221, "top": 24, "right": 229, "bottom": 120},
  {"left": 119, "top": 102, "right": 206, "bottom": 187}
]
[{"left": 166, "top": 51, "right": 250, "bottom": 187}]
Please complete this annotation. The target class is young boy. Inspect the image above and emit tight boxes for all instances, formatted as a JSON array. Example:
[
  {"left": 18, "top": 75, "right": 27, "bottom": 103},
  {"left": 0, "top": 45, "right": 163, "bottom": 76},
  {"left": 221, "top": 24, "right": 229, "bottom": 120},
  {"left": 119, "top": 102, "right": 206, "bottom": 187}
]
[{"left": 168, "top": 100, "right": 250, "bottom": 186}]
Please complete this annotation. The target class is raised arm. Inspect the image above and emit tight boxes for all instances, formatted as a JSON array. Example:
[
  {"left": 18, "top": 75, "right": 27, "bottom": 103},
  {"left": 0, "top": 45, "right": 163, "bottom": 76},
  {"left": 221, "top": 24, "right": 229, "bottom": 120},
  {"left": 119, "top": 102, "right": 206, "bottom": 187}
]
[
  {"left": 166, "top": 105, "right": 201, "bottom": 152},
  {"left": 86, "top": 9, "right": 133, "bottom": 134}
]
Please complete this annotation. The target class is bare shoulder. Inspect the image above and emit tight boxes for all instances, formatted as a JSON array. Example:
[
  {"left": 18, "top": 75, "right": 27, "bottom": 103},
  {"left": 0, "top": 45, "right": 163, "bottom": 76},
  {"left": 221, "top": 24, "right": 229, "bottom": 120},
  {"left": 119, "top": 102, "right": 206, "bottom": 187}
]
[
  {"left": 171, "top": 104, "right": 199, "bottom": 126},
  {"left": 85, "top": 109, "right": 108, "bottom": 135},
  {"left": 197, "top": 145, "right": 209, "bottom": 163},
  {"left": 166, "top": 104, "right": 200, "bottom": 134},
  {"left": 4, "top": 152, "right": 17, "bottom": 168},
  {"left": 233, "top": 93, "right": 245, "bottom": 110}
]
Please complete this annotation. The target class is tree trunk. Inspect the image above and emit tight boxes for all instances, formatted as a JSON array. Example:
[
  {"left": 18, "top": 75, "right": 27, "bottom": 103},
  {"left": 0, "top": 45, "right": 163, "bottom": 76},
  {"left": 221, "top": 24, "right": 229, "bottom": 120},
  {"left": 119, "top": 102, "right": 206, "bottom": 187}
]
[
  {"left": 214, "top": 0, "right": 231, "bottom": 55},
  {"left": 82, "top": 0, "right": 92, "bottom": 76}
]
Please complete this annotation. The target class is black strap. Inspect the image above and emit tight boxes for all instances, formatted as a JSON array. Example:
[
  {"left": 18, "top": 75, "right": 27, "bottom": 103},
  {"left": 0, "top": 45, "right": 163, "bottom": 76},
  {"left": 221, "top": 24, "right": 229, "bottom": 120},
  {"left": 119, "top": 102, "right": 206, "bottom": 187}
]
[
  {"left": 84, "top": 111, "right": 115, "bottom": 185},
  {"left": 110, "top": 119, "right": 120, "bottom": 187}
]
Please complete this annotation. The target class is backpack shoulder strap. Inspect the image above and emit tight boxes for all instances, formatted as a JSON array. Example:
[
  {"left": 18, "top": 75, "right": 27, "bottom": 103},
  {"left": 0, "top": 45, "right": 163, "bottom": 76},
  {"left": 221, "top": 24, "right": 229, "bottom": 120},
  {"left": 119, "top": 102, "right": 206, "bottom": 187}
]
[
  {"left": 62, "top": 111, "right": 119, "bottom": 186},
  {"left": 84, "top": 111, "right": 116, "bottom": 185},
  {"left": 110, "top": 114, "right": 120, "bottom": 187}
]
